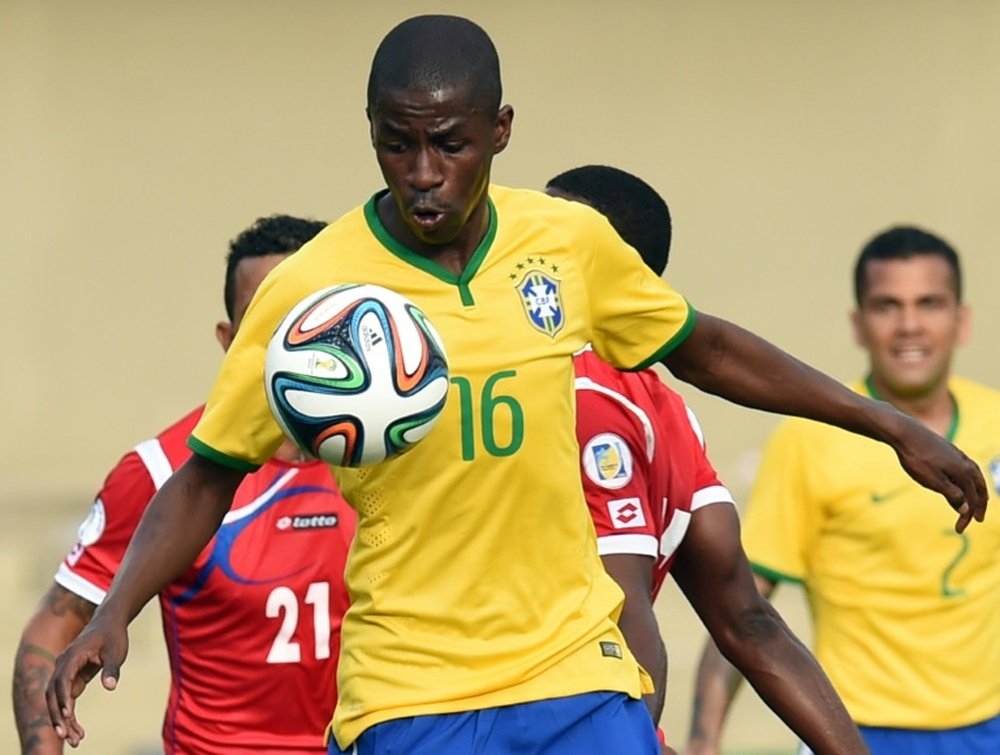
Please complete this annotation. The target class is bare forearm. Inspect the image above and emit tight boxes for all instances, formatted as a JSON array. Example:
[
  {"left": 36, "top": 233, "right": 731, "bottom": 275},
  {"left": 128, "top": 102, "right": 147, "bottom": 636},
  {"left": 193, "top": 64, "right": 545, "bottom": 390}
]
[
  {"left": 676, "top": 507, "right": 862, "bottom": 754},
  {"left": 14, "top": 643, "right": 62, "bottom": 754},
  {"left": 99, "top": 456, "right": 241, "bottom": 624},
  {"left": 14, "top": 587, "right": 95, "bottom": 754},
  {"left": 687, "top": 640, "right": 744, "bottom": 754},
  {"left": 600, "top": 554, "right": 664, "bottom": 723},
  {"left": 620, "top": 608, "right": 667, "bottom": 723},
  {"left": 718, "top": 610, "right": 863, "bottom": 754},
  {"left": 664, "top": 314, "right": 899, "bottom": 442}
]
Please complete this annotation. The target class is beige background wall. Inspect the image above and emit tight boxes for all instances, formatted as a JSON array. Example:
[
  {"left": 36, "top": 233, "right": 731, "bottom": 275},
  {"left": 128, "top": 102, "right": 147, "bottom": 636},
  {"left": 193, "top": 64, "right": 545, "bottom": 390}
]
[{"left": 2, "top": 1, "right": 998, "bottom": 753}]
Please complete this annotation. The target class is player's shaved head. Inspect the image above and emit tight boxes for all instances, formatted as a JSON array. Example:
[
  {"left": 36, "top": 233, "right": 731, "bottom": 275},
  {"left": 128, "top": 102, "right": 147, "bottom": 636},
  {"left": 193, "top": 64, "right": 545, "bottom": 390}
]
[{"left": 367, "top": 15, "right": 502, "bottom": 114}]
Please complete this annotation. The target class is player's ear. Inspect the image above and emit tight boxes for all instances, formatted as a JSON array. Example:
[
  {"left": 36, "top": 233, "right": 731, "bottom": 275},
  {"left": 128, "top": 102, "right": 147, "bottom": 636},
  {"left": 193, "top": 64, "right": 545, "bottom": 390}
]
[
  {"left": 493, "top": 105, "right": 513, "bottom": 154},
  {"left": 850, "top": 309, "right": 868, "bottom": 348},
  {"left": 366, "top": 106, "right": 375, "bottom": 147},
  {"left": 956, "top": 303, "right": 971, "bottom": 347},
  {"left": 216, "top": 321, "right": 235, "bottom": 352}
]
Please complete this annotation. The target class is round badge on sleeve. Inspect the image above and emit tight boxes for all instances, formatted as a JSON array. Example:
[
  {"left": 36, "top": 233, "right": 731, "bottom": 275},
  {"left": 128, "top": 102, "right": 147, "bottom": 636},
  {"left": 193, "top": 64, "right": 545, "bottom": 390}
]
[
  {"left": 77, "top": 499, "right": 107, "bottom": 546},
  {"left": 582, "top": 433, "right": 634, "bottom": 490}
]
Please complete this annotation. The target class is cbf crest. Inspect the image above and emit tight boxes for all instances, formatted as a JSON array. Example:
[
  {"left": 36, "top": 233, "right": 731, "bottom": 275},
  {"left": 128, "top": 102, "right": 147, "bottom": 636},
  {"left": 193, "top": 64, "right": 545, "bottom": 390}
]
[
  {"left": 515, "top": 268, "right": 564, "bottom": 337},
  {"left": 990, "top": 457, "right": 1000, "bottom": 495}
]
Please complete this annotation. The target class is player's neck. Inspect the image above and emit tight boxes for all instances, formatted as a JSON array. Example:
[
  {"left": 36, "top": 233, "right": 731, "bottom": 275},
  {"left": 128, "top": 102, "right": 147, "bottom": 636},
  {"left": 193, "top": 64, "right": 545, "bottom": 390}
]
[
  {"left": 376, "top": 193, "right": 489, "bottom": 276},
  {"left": 867, "top": 374, "right": 956, "bottom": 438}
]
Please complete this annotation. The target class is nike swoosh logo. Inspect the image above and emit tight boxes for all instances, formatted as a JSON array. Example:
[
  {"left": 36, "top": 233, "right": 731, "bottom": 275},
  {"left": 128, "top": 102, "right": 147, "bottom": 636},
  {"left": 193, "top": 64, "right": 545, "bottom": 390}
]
[{"left": 870, "top": 486, "right": 908, "bottom": 504}]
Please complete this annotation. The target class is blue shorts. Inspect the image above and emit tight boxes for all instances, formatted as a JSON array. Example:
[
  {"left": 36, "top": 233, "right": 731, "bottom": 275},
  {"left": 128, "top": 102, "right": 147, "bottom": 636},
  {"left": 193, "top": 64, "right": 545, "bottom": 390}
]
[
  {"left": 329, "top": 691, "right": 659, "bottom": 755},
  {"left": 857, "top": 712, "right": 1000, "bottom": 755}
]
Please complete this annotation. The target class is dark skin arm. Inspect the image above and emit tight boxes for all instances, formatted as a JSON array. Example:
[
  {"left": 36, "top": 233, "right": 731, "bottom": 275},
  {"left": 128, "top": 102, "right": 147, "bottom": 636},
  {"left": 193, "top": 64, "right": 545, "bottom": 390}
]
[
  {"left": 671, "top": 504, "right": 864, "bottom": 755},
  {"left": 45, "top": 454, "right": 245, "bottom": 747},
  {"left": 13, "top": 585, "right": 96, "bottom": 755},
  {"left": 686, "top": 571, "right": 777, "bottom": 755},
  {"left": 663, "top": 314, "right": 986, "bottom": 531},
  {"left": 601, "top": 554, "right": 667, "bottom": 724}
]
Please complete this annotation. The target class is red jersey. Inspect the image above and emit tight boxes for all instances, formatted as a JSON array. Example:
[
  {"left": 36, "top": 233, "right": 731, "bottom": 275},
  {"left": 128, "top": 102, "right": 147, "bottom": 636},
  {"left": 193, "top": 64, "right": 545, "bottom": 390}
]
[
  {"left": 57, "top": 407, "right": 356, "bottom": 754},
  {"left": 574, "top": 349, "right": 734, "bottom": 598}
]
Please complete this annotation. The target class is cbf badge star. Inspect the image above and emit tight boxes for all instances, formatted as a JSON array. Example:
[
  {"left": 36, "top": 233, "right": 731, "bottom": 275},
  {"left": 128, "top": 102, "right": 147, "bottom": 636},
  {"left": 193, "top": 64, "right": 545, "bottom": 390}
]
[{"left": 515, "top": 267, "right": 564, "bottom": 337}]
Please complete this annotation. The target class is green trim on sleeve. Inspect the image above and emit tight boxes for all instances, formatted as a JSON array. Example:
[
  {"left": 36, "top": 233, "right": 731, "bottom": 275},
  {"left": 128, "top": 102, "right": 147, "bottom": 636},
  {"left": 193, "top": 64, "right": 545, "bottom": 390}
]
[
  {"left": 187, "top": 435, "right": 261, "bottom": 473},
  {"left": 629, "top": 304, "right": 698, "bottom": 371},
  {"left": 750, "top": 561, "right": 804, "bottom": 586}
]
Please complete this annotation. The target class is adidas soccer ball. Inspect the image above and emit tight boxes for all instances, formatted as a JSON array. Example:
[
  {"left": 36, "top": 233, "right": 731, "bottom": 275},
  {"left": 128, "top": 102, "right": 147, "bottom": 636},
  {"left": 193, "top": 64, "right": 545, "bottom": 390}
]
[{"left": 264, "top": 284, "right": 449, "bottom": 467}]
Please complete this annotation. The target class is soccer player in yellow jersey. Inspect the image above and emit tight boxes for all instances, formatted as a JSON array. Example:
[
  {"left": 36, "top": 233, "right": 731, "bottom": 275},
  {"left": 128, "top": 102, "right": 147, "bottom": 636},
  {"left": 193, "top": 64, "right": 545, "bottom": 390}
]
[
  {"left": 47, "top": 16, "right": 986, "bottom": 755},
  {"left": 687, "top": 226, "right": 1000, "bottom": 755}
]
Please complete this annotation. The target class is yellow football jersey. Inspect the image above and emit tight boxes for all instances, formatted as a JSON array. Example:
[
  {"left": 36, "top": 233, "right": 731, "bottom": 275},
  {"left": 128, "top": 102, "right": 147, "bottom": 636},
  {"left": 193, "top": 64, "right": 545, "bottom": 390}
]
[
  {"left": 743, "top": 377, "right": 1000, "bottom": 728},
  {"left": 190, "top": 185, "right": 695, "bottom": 747}
]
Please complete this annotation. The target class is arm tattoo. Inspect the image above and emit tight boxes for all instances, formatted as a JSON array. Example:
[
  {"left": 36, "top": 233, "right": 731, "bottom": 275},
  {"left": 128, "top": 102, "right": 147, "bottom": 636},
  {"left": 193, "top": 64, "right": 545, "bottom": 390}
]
[
  {"left": 13, "top": 643, "right": 58, "bottom": 754},
  {"left": 44, "top": 584, "right": 97, "bottom": 622},
  {"left": 13, "top": 586, "right": 96, "bottom": 753}
]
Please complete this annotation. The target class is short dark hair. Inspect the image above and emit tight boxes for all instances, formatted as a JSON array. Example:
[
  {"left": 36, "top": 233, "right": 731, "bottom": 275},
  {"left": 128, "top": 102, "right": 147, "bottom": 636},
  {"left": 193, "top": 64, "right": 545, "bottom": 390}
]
[
  {"left": 367, "top": 15, "right": 502, "bottom": 114},
  {"left": 224, "top": 214, "right": 326, "bottom": 319},
  {"left": 546, "top": 165, "right": 672, "bottom": 276},
  {"left": 853, "top": 225, "right": 962, "bottom": 305}
]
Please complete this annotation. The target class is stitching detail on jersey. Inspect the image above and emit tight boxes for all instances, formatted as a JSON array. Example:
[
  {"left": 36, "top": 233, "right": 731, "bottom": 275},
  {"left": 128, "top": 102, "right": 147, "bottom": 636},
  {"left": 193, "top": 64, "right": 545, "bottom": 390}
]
[
  {"left": 596, "top": 533, "right": 659, "bottom": 557},
  {"left": 659, "top": 509, "right": 692, "bottom": 560},
  {"left": 134, "top": 438, "right": 175, "bottom": 490},
  {"left": 691, "top": 485, "right": 735, "bottom": 510},
  {"left": 684, "top": 405, "right": 706, "bottom": 448},
  {"left": 575, "top": 377, "right": 655, "bottom": 462},
  {"left": 54, "top": 563, "right": 107, "bottom": 604},
  {"left": 221, "top": 468, "right": 299, "bottom": 525}
]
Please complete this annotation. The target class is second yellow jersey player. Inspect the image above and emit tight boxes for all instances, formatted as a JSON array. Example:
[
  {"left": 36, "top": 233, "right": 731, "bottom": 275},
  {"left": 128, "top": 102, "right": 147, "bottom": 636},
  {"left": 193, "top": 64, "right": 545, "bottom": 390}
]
[{"left": 743, "top": 377, "right": 1000, "bottom": 730}]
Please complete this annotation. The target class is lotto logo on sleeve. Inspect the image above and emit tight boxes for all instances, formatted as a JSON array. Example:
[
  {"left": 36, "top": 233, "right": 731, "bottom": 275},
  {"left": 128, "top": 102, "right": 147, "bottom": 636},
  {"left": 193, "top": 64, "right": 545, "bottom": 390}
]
[
  {"left": 275, "top": 513, "right": 340, "bottom": 532},
  {"left": 582, "top": 433, "right": 633, "bottom": 489},
  {"left": 607, "top": 498, "right": 646, "bottom": 529}
]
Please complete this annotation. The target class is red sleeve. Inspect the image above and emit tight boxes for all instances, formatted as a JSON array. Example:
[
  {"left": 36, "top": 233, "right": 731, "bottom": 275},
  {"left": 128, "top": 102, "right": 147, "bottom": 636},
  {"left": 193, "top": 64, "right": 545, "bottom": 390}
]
[
  {"left": 575, "top": 382, "right": 659, "bottom": 557},
  {"left": 681, "top": 404, "right": 735, "bottom": 511},
  {"left": 55, "top": 451, "right": 157, "bottom": 604}
]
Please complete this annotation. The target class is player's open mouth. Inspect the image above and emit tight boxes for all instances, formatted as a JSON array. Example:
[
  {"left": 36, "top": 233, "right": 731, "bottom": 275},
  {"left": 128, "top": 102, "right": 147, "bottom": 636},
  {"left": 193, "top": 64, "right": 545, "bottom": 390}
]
[{"left": 411, "top": 209, "right": 445, "bottom": 230}]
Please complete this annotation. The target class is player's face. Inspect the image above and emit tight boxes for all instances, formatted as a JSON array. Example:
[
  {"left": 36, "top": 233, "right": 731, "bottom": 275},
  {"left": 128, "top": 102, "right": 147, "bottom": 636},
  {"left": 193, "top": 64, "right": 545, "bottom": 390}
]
[
  {"left": 215, "top": 252, "right": 290, "bottom": 351},
  {"left": 368, "top": 84, "right": 512, "bottom": 253},
  {"left": 852, "top": 254, "right": 969, "bottom": 400}
]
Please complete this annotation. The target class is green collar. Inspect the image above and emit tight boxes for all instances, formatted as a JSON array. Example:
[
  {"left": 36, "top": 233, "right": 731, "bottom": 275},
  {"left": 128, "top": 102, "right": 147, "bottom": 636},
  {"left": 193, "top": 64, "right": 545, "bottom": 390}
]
[
  {"left": 363, "top": 191, "right": 497, "bottom": 306},
  {"left": 863, "top": 374, "right": 959, "bottom": 442}
]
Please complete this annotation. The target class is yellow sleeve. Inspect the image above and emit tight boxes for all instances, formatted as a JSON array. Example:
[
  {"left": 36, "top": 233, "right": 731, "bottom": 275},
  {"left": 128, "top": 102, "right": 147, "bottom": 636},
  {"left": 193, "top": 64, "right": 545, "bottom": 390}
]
[
  {"left": 742, "top": 419, "right": 822, "bottom": 583},
  {"left": 188, "top": 258, "right": 311, "bottom": 471},
  {"left": 576, "top": 206, "right": 695, "bottom": 369}
]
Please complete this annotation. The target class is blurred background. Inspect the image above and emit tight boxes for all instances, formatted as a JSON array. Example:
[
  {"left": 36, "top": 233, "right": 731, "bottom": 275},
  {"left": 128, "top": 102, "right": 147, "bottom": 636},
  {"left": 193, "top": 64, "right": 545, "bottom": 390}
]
[{"left": 3, "top": 1, "right": 998, "bottom": 752}]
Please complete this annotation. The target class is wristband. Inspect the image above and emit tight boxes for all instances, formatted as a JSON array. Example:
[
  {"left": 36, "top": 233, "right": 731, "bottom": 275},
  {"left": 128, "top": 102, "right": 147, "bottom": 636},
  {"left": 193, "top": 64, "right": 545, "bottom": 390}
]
[{"left": 656, "top": 726, "right": 667, "bottom": 746}]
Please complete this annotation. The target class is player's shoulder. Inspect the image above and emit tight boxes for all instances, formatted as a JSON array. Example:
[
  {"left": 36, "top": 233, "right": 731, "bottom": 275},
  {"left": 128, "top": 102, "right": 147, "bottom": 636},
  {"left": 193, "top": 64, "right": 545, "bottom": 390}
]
[
  {"left": 127, "top": 405, "right": 204, "bottom": 486},
  {"left": 951, "top": 375, "right": 1000, "bottom": 416},
  {"left": 491, "top": 184, "right": 614, "bottom": 240},
  {"left": 96, "top": 406, "right": 201, "bottom": 497},
  {"left": 279, "top": 201, "right": 365, "bottom": 264},
  {"left": 154, "top": 405, "right": 206, "bottom": 445},
  {"left": 490, "top": 184, "right": 564, "bottom": 213}
]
